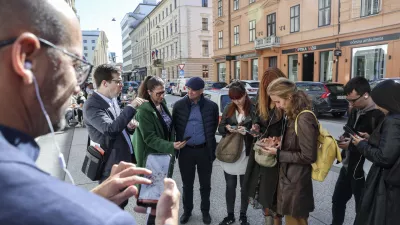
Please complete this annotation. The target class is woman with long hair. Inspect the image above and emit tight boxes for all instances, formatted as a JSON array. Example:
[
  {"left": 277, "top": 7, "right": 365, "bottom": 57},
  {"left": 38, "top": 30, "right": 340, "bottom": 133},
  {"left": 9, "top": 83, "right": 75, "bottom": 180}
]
[
  {"left": 217, "top": 81, "right": 254, "bottom": 225},
  {"left": 132, "top": 75, "right": 186, "bottom": 225},
  {"left": 350, "top": 80, "right": 400, "bottom": 225},
  {"left": 242, "top": 68, "right": 286, "bottom": 225},
  {"left": 259, "top": 78, "right": 319, "bottom": 225}
]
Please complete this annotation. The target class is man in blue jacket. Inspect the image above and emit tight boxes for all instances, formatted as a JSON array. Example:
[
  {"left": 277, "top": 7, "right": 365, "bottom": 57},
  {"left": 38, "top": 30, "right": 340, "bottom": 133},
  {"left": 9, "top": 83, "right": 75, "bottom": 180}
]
[
  {"left": 0, "top": 0, "right": 180, "bottom": 224},
  {"left": 173, "top": 77, "right": 219, "bottom": 224}
]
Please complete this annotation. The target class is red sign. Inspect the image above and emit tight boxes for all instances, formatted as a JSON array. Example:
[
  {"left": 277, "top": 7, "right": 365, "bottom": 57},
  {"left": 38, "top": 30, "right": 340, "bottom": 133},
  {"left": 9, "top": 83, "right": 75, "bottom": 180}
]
[{"left": 178, "top": 64, "right": 185, "bottom": 70}]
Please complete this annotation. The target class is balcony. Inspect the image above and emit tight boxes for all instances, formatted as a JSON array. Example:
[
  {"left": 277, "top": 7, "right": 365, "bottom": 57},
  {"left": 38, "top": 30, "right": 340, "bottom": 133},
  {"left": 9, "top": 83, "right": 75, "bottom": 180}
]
[
  {"left": 153, "top": 59, "right": 163, "bottom": 67},
  {"left": 254, "top": 36, "right": 280, "bottom": 50}
]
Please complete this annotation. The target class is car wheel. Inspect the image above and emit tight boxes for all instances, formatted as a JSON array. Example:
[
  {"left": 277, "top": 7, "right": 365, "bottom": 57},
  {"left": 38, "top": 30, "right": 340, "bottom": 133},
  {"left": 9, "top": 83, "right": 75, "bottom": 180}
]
[
  {"left": 332, "top": 112, "right": 346, "bottom": 118},
  {"left": 311, "top": 105, "right": 319, "bottom": 118}
]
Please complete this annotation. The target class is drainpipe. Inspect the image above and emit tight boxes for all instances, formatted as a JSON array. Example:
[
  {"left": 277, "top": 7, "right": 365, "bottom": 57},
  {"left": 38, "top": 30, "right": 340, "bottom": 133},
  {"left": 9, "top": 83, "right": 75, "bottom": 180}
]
[
  {"left": 336, "top": 0, "right": 341, "bottom": 82},
  {"left": 148, "top": 16, "right": 151, "bottom": 77},
  {"left": 228, "top": 0, "right": 232, "bottom": 81}
]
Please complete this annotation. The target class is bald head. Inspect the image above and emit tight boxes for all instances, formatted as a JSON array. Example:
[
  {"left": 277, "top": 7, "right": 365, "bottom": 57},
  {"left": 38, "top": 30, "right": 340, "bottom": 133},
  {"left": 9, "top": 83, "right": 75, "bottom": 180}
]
[{"left": 0, "top": 0, "right": 78, "bottom": 45}]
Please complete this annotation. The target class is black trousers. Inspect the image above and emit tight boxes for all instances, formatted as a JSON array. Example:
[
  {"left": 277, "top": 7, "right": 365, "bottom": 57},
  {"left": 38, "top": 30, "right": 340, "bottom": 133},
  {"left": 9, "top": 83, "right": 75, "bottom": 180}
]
[
  {"left": 224, "top": 172, "right": 248, "bottom": 215},
  {"left": 178, "top": 146, "right": 213, "bottom": 213},
  {"left": 332, "top": 167, "right": 365, "bottom": 225}
]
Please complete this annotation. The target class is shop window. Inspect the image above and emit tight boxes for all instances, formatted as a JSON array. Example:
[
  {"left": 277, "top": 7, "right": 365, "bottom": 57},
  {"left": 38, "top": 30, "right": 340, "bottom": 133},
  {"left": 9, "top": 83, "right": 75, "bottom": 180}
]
[
  {"left": 351, "top": 44, "right": 387, "bottom": 81},
  {"left": 234, "top": 61, "right": 240, "bottom": 80},
  {"left": 318, "top": 0, "right": 331, "bottom": 26},
  {"left": 252, "top": 59, "right": 258, "bottom": 80},
  {"left": 202, "top": 65, "right": 209, "bottom": 78},
  {"left": 290, "top": 5, "right": 300, "bottom": 33},
  {"left": 361, "top": 0, "right": 380, "bottom": 17},
  {"left": 288, "top": 55, "right": 298, "bottom": 81},
  {"left": 320, "top": 51, "right": 334, "bottom": 82},
  {"left": 218, "top": 63, "right": 226, "bottom": 82}
]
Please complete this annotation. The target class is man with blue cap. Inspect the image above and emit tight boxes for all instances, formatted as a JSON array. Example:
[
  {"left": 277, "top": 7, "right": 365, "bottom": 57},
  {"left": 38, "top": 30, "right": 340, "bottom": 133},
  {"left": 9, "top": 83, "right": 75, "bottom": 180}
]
[{"left": 172, "top": 77, "right": 219, "bottom": 224}]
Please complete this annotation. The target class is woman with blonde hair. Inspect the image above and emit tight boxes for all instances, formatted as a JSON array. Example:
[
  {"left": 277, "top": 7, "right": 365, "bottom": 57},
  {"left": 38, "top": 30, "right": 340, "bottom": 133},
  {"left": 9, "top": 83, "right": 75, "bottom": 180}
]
[
  {"left": 243, "top": 68, "right": 285, "bottom": 225},
  {"left": 258, "top": 78, "right": 319, "bottom": 225}
]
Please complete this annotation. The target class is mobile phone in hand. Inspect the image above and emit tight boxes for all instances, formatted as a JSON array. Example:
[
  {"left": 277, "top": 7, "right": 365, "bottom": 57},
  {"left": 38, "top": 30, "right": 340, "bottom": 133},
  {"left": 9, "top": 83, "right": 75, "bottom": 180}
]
[
  {"left": 183, "top": 136, "right": 192, "bottom": 141},
  {"left": 230, "top": 125, "right": 237, "bottom": 130},
  {"left": 137, "top": 153, "right": 173, "bottom": 208},
  {"left": 343, "top": 125, "right": 360, "bottom": 137}
]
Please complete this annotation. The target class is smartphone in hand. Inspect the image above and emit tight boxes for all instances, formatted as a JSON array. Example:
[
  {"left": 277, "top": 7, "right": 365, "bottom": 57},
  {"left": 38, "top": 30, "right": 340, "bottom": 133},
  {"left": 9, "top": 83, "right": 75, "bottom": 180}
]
[
  {"left": 183, "top": 136, "right": 192, "bottom": 142},
  {"left": 230, "top": 125, "right": 237, "bottom": 130},
  {"left": 137, "top": 153, "right": 174, "bottom": 208},
  {"left": 343, "top": 125, "right": 360, "bottom": 137}
]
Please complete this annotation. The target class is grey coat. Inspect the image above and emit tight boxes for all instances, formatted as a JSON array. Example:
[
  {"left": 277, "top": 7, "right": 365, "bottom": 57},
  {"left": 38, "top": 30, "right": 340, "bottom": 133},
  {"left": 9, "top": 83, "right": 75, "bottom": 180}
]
[{"left": 83, "top": 92, "right": 136, "bottom": 178}]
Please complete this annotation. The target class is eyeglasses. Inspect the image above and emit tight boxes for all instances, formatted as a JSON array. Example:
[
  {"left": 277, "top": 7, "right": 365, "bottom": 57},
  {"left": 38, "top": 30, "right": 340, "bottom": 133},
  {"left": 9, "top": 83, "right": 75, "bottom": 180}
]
[
  {"left": 0, "top": 37, "right": 93, "bottom": 85},
  {"left": 111, "top": 79, "right": 123, "bottom": 85},
  {"left": 346, "top": 94, "right": 363, "bottom": 104},
  {"left": 154, "top": 91, "right": 165, "bottom": 97}
]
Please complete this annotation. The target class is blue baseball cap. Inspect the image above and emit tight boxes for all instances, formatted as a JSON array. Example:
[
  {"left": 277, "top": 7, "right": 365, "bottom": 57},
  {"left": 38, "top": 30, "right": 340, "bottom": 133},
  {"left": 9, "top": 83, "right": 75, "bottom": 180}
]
[{"left": 185, "top": 77, "right": 205, "bottom": 91}]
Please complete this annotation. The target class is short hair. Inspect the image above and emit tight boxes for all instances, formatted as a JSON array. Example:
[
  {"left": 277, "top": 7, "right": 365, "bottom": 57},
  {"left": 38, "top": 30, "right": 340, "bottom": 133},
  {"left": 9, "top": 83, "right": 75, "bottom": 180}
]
[
  {"left": 93, "top": 64, "right": 121, "bottom": 88},
  {"left": 0, "top": 0, "right": 71, "bottom": 45},
  {"left": 344, "top": 76, "right": 371, "bottom": 96}
]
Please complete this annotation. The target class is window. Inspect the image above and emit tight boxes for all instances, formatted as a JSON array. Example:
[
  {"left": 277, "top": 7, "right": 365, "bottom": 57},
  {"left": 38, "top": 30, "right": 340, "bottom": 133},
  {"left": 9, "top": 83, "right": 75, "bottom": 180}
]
[
  {"left": 166, "top": 8, "right": 168, "bottom": 16},
  {"left": 202, "top": 41, "right": 209, "bottom": 56},
  {"left": 175, "top": 0, "right": 177, "bottom": 9},
  {"left": 288, "top": 54, "right": 298, "bottom": 81},
  {"left": 170, "top": 23, "right": 173, "bottom": 34},
  {"left": 202, "top": 65, "right": 209, "bottom": 78},
  {"left": 158, "top": 14, "right": 160, "bottom": 21},
  {"left": 218, "top": 0, "right": 222, "bottom": 17},
  {"left": 175, "top": 42, "right": 178, "bottom": 56},
  {"left": 234, "top": 25, "right": 239, "bottom": 46},
  {"left": 159, "top": 31, "right": 161, "bottom": 41},
  {"left": 175, "top": 19, "right": 178, "bottom": 33},
  {"left": 166, "top": 47, "right": 169, "bottom": 58},
  {"left": 290, "top": 5, "right": 300, "bottom": 33},
  {"left": 202, "top": 0, "right": 208, "bottom": 7},
  {"left": 233, "top": 0, "right": 239, "bottom": 10},
  {"left": 92, "top": 46, "right": 95, "bottom": 50},
  {"left": 218, "top": 63, "right": 226, "bottom": 82},
  {"left": 251, "top": 59, "right": 258, "bottom": 80},
  {"left": 267, "top": 13, "right": 276, "bottom": 37},
  {"left": 84, "top": 53, "right": 88, "bottom": 57},
  {"left": 249, "top": 20, "right": 256, "bottom": 42},
  {"left": 83, "top": 40, "right": 87, "bottom": 43},
  {"left": 163, "top": 29, "right": 165, "bottom": 40},
  {"left": 319, "top": 0, "right": 331, "bottom": 26},
  {"left": 166, "top": 27, "right": 169, "bottom": 37},
  {"left": 218, "top": 31, "right": 223, "bottom": 49},
  {"left": 170, "top": 4, "right": 172, "bottom": 13},
  {"left": 361, "top": 0, "right": 380, "bottom": 17},
  {"left": 91, "top": 40, "right": 95, "bottom": 43},
  {"left": 234, "top": 61, "right": 240, "bottom": 79},
  {"left": 84, "top": 46, "right": 87, "bottom": 50},
  {"left": 320, "top": 51, "right": 334, "bottom": 82},
  {"left": 250, "top": 0, "right": 255, "bottom": 3},
  {"left": 352, "top": 44, "right": 387, "bottom": 81},
  {"left": 163, "top": 11, "right": 164, "bottom": 19},
  {"left": 202, "top": 18, "right": 208, "bottom": 31},
  {"left": 171, "top": 44, "right": 174, "bottom": 57}
]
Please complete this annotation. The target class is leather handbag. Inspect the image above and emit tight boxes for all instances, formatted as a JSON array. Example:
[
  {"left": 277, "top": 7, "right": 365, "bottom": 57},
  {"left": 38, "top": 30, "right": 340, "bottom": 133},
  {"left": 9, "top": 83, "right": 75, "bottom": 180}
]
[
  {"left": 216, "top": 132, "right": 244, "bottom": 163},
  {"left": 253, "top": 109, "right": 278, "bottom": 167},
  {"left": 81, "top": 136, "right": 110, "bottom": 181}
]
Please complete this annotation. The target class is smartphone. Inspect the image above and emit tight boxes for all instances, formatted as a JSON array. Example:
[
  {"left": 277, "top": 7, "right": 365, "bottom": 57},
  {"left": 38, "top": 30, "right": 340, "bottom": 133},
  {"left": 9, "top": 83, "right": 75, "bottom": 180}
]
[
  {"left": 230, "top": 125, "right": 238, "bottom": 130},
  {"left": 183, "top": 136, "right": 192, "bottom": 141},
  {"left": 137, "top": 153, "right": 174, "bottom": 208},
  {"left": 343, "top": 125, "right": 360, "bottom": 136},
  {"left": 246, "top": 129, "right": 260, "bottom": 136}
]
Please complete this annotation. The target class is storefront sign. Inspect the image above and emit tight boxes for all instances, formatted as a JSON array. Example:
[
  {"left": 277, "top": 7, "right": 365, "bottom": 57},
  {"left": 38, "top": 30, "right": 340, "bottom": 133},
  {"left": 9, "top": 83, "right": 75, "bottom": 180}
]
[
  {"left": 341, "top": 33, "right": 400, "bottom": 46},
  {"left": 282, "top": 43, "right": 336, "bottom": 54},
  {"left": 235, "top": 53, "right": 259, "bottom": 60},
  {"left": 215, "top": 58, "right": 226, "bottom": 63}
]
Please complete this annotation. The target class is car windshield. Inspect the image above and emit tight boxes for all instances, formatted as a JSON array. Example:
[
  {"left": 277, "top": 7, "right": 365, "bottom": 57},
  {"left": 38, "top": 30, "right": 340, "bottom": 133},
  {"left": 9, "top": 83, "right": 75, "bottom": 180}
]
[
  {"left": 326, "top": 84, "right": 345, "bottom": 95},
  {"left": 213, "top": 82, "right": 227, "bottom": 89},
  {"left": 248, "top": 82, "right": 259, "bottom": 88},
  {"left": 296, "top": 84, "right": 323, "bottom": 91}
]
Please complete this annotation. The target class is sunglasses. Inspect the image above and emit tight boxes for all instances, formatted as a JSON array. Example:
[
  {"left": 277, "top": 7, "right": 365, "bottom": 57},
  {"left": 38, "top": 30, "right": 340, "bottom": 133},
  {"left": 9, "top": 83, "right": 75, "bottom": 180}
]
[{"left": 346, "top": 94, "right": 364, "bottom": 104}]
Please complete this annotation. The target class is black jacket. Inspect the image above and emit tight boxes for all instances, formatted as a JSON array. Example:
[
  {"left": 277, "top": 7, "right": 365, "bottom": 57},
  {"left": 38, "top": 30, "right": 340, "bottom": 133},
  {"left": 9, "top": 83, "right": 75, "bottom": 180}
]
[
  {"left": 354, "top": 113, "right": 400, "bottom": 225},
  {"left": 342, "top": 107, "right": 385, "bottom": 177},
  {"left": 83, "top": 92, "right": 136, "bottom": 177},
  {"left": 218, "top": 103, "right": 254, "bottom": 156},
  {"left": 172, "top": 95, "right": 219, "bottom": 160}
]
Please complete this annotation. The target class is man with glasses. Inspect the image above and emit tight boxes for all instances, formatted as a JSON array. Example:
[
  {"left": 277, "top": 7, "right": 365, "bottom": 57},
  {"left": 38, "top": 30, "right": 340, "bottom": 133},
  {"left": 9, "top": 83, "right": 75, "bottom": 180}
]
[
  {"left": 84, "top": 64, "right": 146, "bottom": 192},
  {"left": 331, "top": 77, "right": 384, "bottom": 225},
  {"left": 0, "top": 1, "right": 180, "bottom": 224}
]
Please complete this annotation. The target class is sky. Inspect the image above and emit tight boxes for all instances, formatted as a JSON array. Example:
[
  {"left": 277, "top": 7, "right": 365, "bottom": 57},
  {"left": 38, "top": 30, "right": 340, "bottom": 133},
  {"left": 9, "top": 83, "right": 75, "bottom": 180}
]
[{"left": 76, "top": 0, "right": 144, "bottom": 63}]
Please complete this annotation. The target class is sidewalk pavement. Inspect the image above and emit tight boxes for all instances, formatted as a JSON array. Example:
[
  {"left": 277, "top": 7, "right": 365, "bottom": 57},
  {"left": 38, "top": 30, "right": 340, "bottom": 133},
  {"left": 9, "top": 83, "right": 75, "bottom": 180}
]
[{"left": 36, "top": 126, "right": 356, "bottom": 225}]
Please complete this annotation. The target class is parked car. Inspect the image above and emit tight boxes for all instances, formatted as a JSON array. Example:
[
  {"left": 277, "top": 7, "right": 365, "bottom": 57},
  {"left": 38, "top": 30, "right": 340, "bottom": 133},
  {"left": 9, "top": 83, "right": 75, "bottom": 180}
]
[
  {"left": 165, "top": 82, "right": 176, "bottom": 94},
  {"left": 122, "top": 81, "right": 139, "bottom": 94},
  {"left": 204, "top": 90, "right": 257, "bottom": 123},
  {"left": 369, "top": 77, "right": 400, "bottom": 89},
  {"left": 172, "top": 78, "right": 189, "bottom": 97},
  {"left": 222, "top": 80, "right": 259, "bottom": 94},
  {"left": 295, "top": 81, "right": 348, "bottom": 118},
  {"left": 205, "top": 81, "right": 227, "bottom": 90}
]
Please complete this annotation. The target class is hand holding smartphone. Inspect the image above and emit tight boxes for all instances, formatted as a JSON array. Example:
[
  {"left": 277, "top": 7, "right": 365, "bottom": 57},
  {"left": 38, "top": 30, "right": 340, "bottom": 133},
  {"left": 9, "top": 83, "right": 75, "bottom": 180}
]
[
  {"left": 137, "top": 153, "right": 174, "bottom": 208},
  {"left": 343, "top": 125, "right": 361, "bottom": 137},
  {"left": 183, "top": 136, "right": 192, "bottom": 142}
]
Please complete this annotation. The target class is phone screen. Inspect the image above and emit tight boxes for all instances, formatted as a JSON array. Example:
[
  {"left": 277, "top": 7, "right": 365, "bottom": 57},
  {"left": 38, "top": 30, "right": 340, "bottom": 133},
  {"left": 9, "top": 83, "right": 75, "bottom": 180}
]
[{"left": 137, "top": 154, "right": 171, "bottom": 207}]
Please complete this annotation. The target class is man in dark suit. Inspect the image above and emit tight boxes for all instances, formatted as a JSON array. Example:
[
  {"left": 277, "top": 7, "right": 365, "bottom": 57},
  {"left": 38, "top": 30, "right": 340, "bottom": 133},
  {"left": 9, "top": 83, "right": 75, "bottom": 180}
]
[{"left": 83, "top": 64, "right": 146, "bottom": 188}]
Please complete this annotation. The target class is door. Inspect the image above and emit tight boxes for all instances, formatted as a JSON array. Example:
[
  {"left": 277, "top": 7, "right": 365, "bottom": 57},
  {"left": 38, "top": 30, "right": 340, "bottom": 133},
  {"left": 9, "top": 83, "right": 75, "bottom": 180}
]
[
  {"left": 269, "top": 56, "right": 277, "bottom": 68},
  {"left": 302, "top": 53, "right": 314, "bottom": 81}
]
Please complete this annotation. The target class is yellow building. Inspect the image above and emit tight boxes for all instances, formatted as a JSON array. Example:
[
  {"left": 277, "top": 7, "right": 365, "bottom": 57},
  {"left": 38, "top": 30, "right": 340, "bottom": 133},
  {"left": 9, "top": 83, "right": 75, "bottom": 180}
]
[{"left": 213, "top": 0, "right": 400, "bottom": 84}]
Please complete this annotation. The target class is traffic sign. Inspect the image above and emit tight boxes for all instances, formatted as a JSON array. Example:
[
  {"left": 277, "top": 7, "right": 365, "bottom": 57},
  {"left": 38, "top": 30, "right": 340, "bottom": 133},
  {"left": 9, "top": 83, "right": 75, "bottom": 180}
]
[
  {"left": 179, "top": 70, "right": 184, "bottom": 78},
  {"left": 161, "top": 69, "right": 166, "bottom": 78},
  {"left": 178, "top": 64, "right": 185, "bottom": 70}
]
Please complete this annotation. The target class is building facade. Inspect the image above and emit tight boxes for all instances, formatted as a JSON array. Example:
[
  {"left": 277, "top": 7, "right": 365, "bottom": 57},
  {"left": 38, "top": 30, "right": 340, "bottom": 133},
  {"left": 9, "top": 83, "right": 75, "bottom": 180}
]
[
  {"left": 128, "top": 0, "right": 214, "bottom": 82},
  {"left": 82, "top": 30, "right": 109, "bottom": 81},
  {"left": 120, "top": 1, "right": 157, "bottom": 76},
  {"left": 213, "top": 0, "right": 400, "bottom": 84}
]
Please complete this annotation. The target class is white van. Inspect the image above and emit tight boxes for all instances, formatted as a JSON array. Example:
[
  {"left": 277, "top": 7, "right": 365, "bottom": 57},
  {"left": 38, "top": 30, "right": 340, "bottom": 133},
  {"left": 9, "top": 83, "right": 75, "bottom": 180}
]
[{"left": 172, "top": 78, "right": 189, "bottom": 97}]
